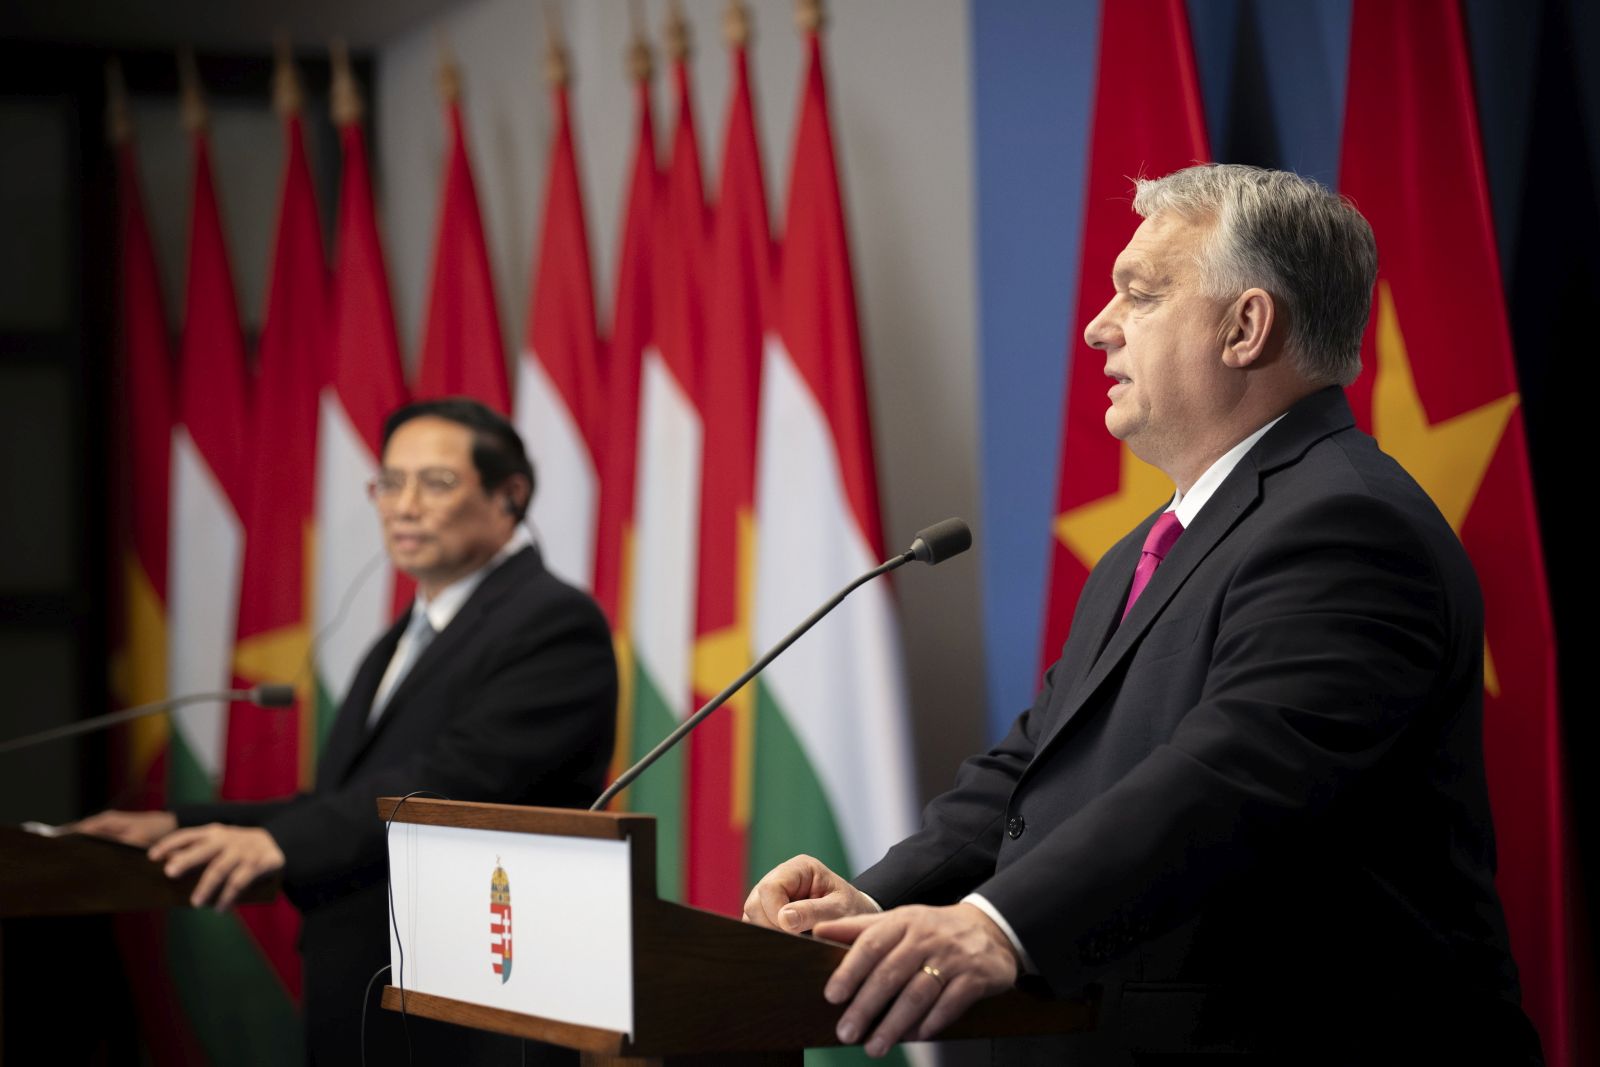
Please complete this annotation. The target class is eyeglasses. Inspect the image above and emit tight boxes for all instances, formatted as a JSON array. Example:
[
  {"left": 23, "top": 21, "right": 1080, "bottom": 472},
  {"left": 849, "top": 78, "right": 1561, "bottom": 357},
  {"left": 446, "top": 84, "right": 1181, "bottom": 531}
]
[{"left": 366, "top": 467, "right": 465, "bottom": 503}]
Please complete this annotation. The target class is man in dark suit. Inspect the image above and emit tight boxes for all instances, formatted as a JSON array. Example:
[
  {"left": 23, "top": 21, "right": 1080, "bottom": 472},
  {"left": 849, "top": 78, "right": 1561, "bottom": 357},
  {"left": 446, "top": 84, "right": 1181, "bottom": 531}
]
[
  {"left": 81, "top": 398, "right": 617, "bottom": 1064},
  {"left": 744, "top": 165, "right": 1540, "bottom": 1063}
]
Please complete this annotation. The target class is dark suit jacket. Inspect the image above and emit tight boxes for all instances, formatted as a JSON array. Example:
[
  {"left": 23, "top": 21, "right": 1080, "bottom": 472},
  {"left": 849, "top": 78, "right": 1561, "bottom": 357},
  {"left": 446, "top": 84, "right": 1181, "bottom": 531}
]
[
  {"left": 177, "top": 544, "right": 617, "bottom": 1065},
  {"left": 855, "top": 388, "right": 1540, "bottom": 1064}
]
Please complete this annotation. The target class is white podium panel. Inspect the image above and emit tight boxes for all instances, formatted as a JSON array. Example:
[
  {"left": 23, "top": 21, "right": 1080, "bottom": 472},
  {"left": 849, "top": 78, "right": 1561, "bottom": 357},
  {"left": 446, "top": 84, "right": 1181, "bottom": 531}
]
[{"left": 387, "top": 821, "right": 634, "bottom": 1034}]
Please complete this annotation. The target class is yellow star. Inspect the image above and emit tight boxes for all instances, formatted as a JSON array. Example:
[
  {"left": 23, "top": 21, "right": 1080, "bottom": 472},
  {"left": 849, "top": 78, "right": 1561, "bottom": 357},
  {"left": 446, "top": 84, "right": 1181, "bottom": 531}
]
[
  {"left": 231, "top": 523, "right": 317, "bottom": 783},
  {"left": 688, "top": 509, "right": 758, "bottom": 826},
  {"left": 1055, "top": 444, "right": 1170, "bottom": 570},
  {"left": 1371, "top": 281, "right": 1517, "bottom": 695}
]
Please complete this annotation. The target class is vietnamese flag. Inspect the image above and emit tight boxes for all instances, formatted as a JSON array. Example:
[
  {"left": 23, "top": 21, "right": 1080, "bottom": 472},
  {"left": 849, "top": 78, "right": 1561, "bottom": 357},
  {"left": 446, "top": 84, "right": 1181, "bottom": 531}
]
[
  {"left": 687, "top": 19, "right": 774, "bottom": 917},
  {"left": 222, "top": 60, "right": 329, "bottom": 1000},
  {"left": 1340, "top": 1, "right": 1574, "bottom": 1061},
  {"left": 1038, "top": 0, "right": 1210, "bottom": 671},
  {"left": 108, "top": 100, "right": 173, "bottom": 807}
]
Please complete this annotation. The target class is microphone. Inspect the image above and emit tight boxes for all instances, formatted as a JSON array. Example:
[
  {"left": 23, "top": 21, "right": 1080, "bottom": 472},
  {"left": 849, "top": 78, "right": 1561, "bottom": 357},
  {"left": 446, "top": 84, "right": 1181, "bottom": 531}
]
[
  {"left": 592, "top": 518, "right": 972, "bottom": 811},
  {"left": 910, "top": 517, "right": 972, "bottom": 565},
  {"left": 0, "top": 685, "right": 296, "bottom": 756}
]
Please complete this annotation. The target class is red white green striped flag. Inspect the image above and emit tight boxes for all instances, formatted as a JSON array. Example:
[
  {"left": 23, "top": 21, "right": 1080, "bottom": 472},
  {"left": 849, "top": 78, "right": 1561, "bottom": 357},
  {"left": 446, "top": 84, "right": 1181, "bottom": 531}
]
[
  {"left": 594, "top": 53, "right": 656, "bottom": 793},
  {"left": 749, "top": 21, "right": 917, "bottom": 973},
  {"left": 515, "top": 66, "right": 604, "bottom": 590},
  {"left": 314, "top": 60, "right": 410, "bottom": 748},
  {"left": 166, "top": 76, "right": 302, "bottom": 1064},
  {"left": 627, "top": 52, "right": 707, "bottom": 901}
]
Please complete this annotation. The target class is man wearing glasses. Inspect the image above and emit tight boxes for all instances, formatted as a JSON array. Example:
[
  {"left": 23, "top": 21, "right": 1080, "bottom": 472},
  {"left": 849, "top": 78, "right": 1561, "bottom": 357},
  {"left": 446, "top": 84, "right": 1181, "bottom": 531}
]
[{"left": 80, "top": 397, "right": 617, "bottom": 1064}]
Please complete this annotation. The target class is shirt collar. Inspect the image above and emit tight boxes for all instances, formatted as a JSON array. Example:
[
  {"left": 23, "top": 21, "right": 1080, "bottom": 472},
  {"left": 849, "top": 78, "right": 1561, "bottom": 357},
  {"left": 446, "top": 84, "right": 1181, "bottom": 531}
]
[
  {"left": 412, "top": 524, "right": 532, "bottom": 633},
  {"left": 1168, "top": 414, "right": 1286, "bottom": 527}
]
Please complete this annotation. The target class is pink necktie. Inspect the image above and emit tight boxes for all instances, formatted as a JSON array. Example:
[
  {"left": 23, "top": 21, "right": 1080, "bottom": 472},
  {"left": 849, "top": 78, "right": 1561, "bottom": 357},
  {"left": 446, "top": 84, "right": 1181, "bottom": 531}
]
[{"left": 1121, "top": 511, "right": 1184, "bottom": 621}]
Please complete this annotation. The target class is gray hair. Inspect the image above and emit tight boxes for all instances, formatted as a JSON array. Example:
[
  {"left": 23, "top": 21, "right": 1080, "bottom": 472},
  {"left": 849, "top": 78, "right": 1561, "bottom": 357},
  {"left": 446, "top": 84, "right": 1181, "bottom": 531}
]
[{"left": 1131, "top": 164, "right": 1378, "bottom": 387}]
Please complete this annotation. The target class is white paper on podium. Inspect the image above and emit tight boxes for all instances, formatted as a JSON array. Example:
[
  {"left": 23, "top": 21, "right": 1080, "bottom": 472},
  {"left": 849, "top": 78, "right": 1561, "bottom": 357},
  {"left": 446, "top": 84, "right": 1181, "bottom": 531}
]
[{"left": 387, "top": 821, "right": 634, "bottom": 1035}]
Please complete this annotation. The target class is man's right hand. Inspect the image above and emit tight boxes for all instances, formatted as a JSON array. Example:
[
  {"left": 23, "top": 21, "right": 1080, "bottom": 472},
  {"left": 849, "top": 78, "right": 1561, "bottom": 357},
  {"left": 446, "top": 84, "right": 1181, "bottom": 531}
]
[
  {"left": 73, "top": 810, "right": 177, "bottom": 848},
  {"left": 743, "top": 854, "right": 879, "bottom": 934}
]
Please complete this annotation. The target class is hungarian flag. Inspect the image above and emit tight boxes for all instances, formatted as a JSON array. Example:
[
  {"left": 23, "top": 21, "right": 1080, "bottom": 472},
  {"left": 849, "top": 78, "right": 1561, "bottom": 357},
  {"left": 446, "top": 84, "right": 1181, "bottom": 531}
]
[
  {"left": 594, "top": 60, "right": 655, "bottom": 789},
  {"left": 1038, "top": 0, "right": 1210, "bottom": 670},
  {"left": 167, "top": 101, "right": 301, "bottom": 1064},
  {"left": 314, "top": 71, "right": 410, "bottom": 749},
  {"left": 417, "top": 90, "right": 509, "bottom": 411},
  {"left": 687, "top": 30, "right": 773, "bottom": 917},
  {"left": 222, "top": 86, "right": 328, "bottom": 1000},
  {"left": 109, "top": 127, "right": 173, "bottom": 807},
  {"left": 1340, "top": 2, "right": 1573, "bottom": 1061},
  {"left": 514, "top": 72, "right": 603, "bottom": 590},
  {"left": 627, "top": 53, "right": 707, "bottom": 901},
  {"left": 748, "top": 24, "right": 917, "bottom": 965},
  {"left": 169, "top": 124, "right": 250, "bottom": 811}
]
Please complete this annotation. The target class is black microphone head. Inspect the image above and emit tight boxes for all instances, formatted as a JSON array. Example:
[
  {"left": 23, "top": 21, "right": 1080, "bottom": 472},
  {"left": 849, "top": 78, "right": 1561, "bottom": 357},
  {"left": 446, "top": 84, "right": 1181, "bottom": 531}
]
[
  {"left": 909, "top": 518, "right": 972, "bottom": 565},
  {"left": 250, "top": 684, "right": 297, "bottom": 708}
]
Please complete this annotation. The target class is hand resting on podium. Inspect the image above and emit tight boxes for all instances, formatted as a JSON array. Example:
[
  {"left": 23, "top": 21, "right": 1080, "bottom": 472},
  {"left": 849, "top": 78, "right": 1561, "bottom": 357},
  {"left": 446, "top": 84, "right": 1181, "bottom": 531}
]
[
  {"left": 744, "top": 853, "right": 1020, "bottom": 1058},
  {"left": 75, "top": 810, "right": 283, "bottom": 911}
]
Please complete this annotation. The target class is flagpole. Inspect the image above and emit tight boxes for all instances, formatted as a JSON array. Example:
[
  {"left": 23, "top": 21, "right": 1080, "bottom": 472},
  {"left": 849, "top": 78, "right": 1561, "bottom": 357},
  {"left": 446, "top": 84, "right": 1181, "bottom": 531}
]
[
  {"left": 795, "top": 0, "right": 824, "bottom": 34},
  {"left": 725, "top": 0, "right": 751, "bottom": 48},
  {"left": 177, "top": 46, "right": 207, "bottom": 134},
  {"left": 329, "top": 39, "right": 363, "bottom": 128},
  {"left": 273, "top": 34, "right": 303, "bottom": 118}
]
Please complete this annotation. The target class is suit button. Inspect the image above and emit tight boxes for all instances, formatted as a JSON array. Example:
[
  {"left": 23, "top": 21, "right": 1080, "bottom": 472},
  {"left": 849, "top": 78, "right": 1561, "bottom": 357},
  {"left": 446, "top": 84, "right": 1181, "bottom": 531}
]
[{"left": 1006, "top": 815, "right": 1026, "bottom": 839}]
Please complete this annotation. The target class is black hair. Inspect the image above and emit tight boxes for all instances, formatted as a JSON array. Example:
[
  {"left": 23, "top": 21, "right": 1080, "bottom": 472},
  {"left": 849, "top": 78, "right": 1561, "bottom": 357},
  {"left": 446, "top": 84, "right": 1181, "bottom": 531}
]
[{"left": 381, "top": 397, "right": 536, "bottom": 520}]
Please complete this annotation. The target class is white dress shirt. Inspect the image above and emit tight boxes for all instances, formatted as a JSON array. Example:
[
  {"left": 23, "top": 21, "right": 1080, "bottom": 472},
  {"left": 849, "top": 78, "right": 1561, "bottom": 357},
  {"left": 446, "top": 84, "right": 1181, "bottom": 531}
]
[{"left": 368, "top": 525, "right": 533, "bottom": 724}]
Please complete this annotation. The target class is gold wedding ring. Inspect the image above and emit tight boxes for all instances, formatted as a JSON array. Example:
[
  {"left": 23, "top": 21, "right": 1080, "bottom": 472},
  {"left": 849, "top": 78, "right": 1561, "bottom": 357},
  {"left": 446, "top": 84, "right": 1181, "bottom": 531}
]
[{"left": 921, "top": 963, "right": 945, "bottom": 987}]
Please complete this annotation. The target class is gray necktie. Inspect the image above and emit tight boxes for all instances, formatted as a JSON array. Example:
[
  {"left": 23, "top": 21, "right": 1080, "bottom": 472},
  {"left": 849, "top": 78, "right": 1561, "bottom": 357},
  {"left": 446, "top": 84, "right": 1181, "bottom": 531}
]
[{"left": 368, "top": 610, "right": 437, "bottom": 726}]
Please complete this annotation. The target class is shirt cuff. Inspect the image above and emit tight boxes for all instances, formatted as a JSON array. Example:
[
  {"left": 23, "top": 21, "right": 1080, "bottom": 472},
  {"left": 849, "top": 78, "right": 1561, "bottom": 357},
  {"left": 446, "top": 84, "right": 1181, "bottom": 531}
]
[{"left": 962, "top": 892, "right": 1037, "bottom": 974}]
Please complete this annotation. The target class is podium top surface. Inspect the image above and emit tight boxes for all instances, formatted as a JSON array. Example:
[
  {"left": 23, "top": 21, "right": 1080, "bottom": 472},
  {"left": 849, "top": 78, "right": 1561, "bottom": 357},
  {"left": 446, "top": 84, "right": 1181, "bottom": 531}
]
[
  {"left": 377, "top": 796, "right": 651, "bottom": 841},
  {"left": 0, "top": 823, "right": 275, "bottom": 917}
]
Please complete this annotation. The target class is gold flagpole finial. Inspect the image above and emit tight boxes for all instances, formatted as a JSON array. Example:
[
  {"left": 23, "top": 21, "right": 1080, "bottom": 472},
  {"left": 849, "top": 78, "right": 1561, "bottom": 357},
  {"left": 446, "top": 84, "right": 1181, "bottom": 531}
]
[
  {"left": 724, "top": 0, "right": 752, "bottom": 48},
  {"left": 626, "top": 0, "right": 654, "bottom": 84},
  {"left": 106, "top": 58, "right": 133, "bottom": 146},
  {"left": 178, "top": 47, "right": 208, "bottom": 132},
  {"left": 665, "top": 0, "right": 691, "bottom": 63},
  {"left": 273, "top": 32, "right": 305, "bottom": 118},
  {"left": 795, "top": 0, "right": 824, "bottom": 35},
  {"left": 436, "top": 32, "right": 462, "bottom": 104},
  {"left": 543, "top": 1, "right": 570, "bottom": 88},
  {"left": 329, "top": 39, "right": 365, "bottom": 126}
]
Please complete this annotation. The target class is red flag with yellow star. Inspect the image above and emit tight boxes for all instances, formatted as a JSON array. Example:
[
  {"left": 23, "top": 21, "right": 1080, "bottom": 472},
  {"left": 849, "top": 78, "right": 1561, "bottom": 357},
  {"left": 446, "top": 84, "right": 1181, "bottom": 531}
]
[
  {"left": 1340, "top": 2, "right": 1572, "bottom": 1062},
  {"left": 109, "top": 129, "right": 173, "bottom": 807},
  {"left": 1040, "top": 0, "right": 1209, "bottom": 669},
  {"left": 222, "top": 89, "right": 329, "bottom": 998},
  {"left": 687, "top": 29, "right": 774, "bottom": 916}
]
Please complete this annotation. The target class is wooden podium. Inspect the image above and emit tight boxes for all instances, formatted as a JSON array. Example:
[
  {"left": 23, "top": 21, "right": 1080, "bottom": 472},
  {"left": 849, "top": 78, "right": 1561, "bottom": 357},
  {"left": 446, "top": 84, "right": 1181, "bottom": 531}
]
[
  {"left": 378, "top": 798, "right": 1094, "bottom": 1066},
  {"left": 0, "top": 824, "right": 276, "bottom": 916}
]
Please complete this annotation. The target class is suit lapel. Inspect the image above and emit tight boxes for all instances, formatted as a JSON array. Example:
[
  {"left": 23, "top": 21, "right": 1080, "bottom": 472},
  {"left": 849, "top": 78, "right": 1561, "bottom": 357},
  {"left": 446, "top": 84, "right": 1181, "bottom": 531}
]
[
  {"left": 1031, "top": 470, "right": 1262, "bottom": 762},
  {"left": 1027, "top": 387, "right": 1358, "bottom": 766},
  {"left": 346, "top": 547, "right": 540, "bottom": 762}
]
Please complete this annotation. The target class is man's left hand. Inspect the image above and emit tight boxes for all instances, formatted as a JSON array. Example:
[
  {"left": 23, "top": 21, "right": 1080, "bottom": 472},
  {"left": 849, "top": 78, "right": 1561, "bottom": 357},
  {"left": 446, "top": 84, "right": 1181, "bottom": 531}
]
[
  {"left": 147, "top": 824, "right": 285, "bottom": 911},
  {"left": 813, "top": 902, "right": 1020, "bottom": 1058}
]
